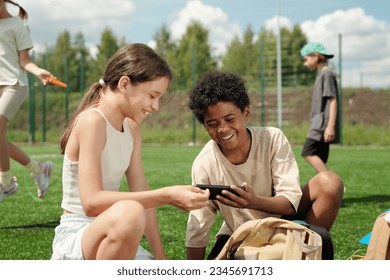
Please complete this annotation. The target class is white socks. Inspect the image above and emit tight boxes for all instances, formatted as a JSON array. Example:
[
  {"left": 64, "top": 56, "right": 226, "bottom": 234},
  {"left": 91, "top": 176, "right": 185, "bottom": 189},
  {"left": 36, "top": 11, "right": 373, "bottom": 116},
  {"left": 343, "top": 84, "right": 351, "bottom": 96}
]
[
  {"left": 0, "top": 170, "right": 12, "bottom": 187},
  {"left": 0, "top": 160, "right": 40, "bottom": 188},
  {"left": 26, "top": 160, "right": 41, "bottom": 175}
]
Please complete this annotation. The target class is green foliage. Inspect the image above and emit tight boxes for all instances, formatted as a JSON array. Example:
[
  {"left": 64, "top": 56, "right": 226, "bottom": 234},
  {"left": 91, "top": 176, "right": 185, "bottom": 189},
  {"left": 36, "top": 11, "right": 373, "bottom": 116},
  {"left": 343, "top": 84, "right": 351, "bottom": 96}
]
[
  {"left": 28, "top": 21, "right": 320, "bottom": 98},
  {"left": 223, "top": 26, "right": 255, "bottom": 73},
  {"left": 153, "top": 24, "right": 178, "bottom": 62},
  {"left": 87, "top": 28, "right": 121, "bottom": 86},
  {"left": 170, "top": 21, "right": 217, "bottom": 90}
]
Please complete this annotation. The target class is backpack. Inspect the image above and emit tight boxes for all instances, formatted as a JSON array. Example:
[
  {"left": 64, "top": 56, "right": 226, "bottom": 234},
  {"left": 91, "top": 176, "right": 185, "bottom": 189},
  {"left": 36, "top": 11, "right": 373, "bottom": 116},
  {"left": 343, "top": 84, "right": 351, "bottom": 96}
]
[
  {"left": 215, "top": 217, "right": 323, "bottom": 260},
  {"left": 364, "top": 211, "right": 390, "bottom": 260}
]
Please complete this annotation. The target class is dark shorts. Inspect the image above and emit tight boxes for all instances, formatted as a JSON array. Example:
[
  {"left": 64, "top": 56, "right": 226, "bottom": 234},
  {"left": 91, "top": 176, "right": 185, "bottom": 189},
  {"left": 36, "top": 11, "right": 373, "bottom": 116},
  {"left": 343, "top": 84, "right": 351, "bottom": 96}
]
[{"left": 301, "top": 138, "right": 330, "bottom": 163}]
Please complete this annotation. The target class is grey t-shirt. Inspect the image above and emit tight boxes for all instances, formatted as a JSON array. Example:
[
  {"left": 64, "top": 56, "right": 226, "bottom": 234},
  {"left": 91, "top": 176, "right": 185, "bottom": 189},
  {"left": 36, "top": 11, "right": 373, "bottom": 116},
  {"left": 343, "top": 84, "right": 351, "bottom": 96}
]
[{"left": 308, "top": 67, "right": 340, "bottom": 142}]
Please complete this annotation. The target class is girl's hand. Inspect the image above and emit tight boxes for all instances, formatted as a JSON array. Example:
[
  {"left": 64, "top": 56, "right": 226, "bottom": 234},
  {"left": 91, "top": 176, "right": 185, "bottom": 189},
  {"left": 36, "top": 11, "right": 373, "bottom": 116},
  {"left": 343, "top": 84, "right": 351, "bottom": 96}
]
[
  {"left": 168, "top": 186, "right": 209, "bottom": 211},
  {"left": 36, "top": 68, "right": 52, "bottom": 85},
  {"left": 18, "top": 50, "right": 51, "bottom": 83}
]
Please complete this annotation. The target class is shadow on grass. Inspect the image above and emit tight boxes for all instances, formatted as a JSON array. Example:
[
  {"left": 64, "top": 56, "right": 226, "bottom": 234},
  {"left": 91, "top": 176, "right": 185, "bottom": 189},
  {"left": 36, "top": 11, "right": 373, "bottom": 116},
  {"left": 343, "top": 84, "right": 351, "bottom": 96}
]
[
  {"left": 0, "top": 220, "right": 59, "bottom": 230},
  {"left": 341, "top": 195, "right": 390, "bottom": 207}
]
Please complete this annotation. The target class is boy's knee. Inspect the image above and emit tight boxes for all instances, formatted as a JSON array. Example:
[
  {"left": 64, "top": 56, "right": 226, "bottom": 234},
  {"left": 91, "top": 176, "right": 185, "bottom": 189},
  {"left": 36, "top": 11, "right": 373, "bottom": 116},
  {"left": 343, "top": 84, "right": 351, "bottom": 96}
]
[{"left": 316, "top": 171, "right": 344, "bottom": 199}]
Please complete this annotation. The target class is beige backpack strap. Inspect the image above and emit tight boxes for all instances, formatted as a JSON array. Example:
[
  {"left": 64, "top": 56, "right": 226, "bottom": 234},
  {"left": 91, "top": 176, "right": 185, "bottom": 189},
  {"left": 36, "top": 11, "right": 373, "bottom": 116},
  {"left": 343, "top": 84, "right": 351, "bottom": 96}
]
[
  {"left": 216, "top": 218, "right": 323, "bottom": 260},
  {"left": 215, "top": 219, "right": 258, "bottom": 260},
  {"left": 281, "top": 221, "right": 322, "bottom": 260},
  {"left": 364, "top": 212, "right": 390, "bottom": 260},
  {"left": 292, "top": 230, "right": 322, "bottom": 254}
]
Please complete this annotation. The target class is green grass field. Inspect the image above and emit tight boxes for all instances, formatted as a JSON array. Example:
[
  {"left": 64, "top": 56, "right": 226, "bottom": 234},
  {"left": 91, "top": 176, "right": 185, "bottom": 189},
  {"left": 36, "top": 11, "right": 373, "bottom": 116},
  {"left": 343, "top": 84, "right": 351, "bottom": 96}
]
[{"left": 0, "top": 143, "right": 389, "bottom": 260}]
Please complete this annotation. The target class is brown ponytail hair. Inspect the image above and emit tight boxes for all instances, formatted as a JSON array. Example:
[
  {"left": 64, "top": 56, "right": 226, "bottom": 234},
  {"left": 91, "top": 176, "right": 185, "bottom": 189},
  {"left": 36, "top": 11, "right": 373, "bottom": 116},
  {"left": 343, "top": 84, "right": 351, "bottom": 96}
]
[
  {"left": 4, "top": 0, "right": 28, "bottom": 20},
  {"left": 59, "top": 43, "right": 174, "bottom": 154}
]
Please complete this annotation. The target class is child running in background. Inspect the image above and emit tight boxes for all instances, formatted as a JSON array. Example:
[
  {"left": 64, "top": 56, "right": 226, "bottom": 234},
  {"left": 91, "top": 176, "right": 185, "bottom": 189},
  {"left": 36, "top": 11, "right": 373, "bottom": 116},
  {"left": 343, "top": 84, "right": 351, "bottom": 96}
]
[
  {"left": 0, "top": 0, "right": 53, "bottom": 202},
  {"left": 300, "top": 42, "right": 340, "bottom": 173},
  {"left": 51, "top": 43, "right": 209, "bottom": 260}
]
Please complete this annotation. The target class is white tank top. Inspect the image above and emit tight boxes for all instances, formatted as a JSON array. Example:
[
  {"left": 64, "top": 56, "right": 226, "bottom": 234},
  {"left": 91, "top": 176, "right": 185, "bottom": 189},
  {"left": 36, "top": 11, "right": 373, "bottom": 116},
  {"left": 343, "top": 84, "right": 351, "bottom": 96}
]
[{"left": 61, "top": 109, "right": 133, "bottom": 215}]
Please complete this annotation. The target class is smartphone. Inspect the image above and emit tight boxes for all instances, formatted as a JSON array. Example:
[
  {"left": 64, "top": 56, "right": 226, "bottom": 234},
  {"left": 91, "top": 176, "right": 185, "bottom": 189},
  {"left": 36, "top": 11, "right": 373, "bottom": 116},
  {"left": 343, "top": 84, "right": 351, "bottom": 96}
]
[{"left": 196, "top": 184, "right": 242, "bottom": 200}]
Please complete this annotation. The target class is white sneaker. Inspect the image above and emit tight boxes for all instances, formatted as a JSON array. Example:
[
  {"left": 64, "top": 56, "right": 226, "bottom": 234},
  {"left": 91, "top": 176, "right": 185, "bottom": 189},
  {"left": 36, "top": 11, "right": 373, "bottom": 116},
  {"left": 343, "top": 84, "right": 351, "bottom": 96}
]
[
  {"left": 0, "top": 177, "right": 18, "bottom": 202},
  {"left": 33, "top": 161, "right": 53, "bottom": 198}
]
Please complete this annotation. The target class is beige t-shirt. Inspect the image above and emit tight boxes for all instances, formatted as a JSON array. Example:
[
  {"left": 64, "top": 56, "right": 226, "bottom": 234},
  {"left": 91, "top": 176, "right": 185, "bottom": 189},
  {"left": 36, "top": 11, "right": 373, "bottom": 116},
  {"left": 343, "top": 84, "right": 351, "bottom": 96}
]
[
  {"left": 0, "top": 16, "right": 33, "bottom": 86},
  {"left": 186, "top": 127, "right": 302, "bottom": 248}
]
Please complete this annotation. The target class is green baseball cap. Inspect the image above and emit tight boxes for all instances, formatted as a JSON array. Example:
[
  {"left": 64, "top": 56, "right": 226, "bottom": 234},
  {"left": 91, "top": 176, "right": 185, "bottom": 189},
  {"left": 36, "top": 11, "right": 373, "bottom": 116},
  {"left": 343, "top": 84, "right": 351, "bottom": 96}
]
[{"left": 300, "top": 42, "right": 334, "bottom": 58}]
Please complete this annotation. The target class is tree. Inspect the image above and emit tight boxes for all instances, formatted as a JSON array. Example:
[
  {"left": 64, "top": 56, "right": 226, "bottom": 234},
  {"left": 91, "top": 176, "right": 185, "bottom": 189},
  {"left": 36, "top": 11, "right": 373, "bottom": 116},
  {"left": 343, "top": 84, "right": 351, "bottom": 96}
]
[
  {"left": 221, "top": 35, "right": 245, "bottom": 73},
  {"left": 174, "top": 21, "right": 216, "bottom": 91},
  {"left": 87, "top": 28, "right": 120, "bottom": 85},
  {"left": 153, "top": 24, "right": 177, "bottom": 60},
  {"left": 72, "top": 32, "right": 90, "bottom": 93},
  {"left": 221, "top": 25, "right": 260, "bottom": 92},
  {"left": 283, "top": 25, "right": 315, "bottom": 86},
  {"left": 39, "top": 31, "right": 73, "bottom": 93},
  {"left": 255, "top": 28, "right": 277, "bottom": 88}
]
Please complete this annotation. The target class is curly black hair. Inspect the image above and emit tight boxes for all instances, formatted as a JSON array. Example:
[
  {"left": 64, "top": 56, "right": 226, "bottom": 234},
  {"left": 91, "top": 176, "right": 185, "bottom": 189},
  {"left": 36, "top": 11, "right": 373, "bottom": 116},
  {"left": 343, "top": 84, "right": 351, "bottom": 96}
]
[{"left": 188, "top": 71, "right": 250, "bottom": 124}]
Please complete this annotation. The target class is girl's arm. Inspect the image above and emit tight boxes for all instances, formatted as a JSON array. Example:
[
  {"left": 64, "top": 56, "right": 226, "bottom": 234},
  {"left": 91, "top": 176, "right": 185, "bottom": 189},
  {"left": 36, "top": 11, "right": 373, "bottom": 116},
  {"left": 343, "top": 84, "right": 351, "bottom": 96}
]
[
  {"left": 76, "top": 113, "right": 209, "bottom": 217},
  {"left": 144, "top": 208, "right": 167, "bottom": 259},
  {"left": 18, "top": 49, "right": 51, "bottom": 82},
  {"left": 125, "top": 119, "right": 167, "bottom": 259}
]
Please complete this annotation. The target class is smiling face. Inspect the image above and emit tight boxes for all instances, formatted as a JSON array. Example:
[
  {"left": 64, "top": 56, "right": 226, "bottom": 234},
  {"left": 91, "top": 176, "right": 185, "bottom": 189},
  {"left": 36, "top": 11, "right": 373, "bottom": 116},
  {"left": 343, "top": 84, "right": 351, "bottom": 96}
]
[
  {"left": 121, "top": 76, "right": 170, "bottom": 124},
  {"left": 203, "top": 101, "right": 251, "bottom": 161}
]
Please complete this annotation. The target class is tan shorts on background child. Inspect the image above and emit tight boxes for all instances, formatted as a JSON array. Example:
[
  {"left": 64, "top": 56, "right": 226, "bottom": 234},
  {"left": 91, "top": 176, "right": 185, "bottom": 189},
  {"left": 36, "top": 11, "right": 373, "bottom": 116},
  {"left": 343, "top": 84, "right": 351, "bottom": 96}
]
[{"left": 0, "top": 83, "right": 28, "bottom": 121}]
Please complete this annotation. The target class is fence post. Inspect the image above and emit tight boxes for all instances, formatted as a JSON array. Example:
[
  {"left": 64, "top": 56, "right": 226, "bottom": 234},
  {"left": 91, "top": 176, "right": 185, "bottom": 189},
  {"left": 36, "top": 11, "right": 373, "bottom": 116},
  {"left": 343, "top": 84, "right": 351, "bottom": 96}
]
[
  {"left": 191, "top": 45, "right": 197, "bottom": 145},
  {"left": 64, "top": 57, "right": 70, "bottom": 122},
  {"left": 338, "top": 34, "right": 343, "bottom": 145},
  {"left": 79, "top": 52, "right": 85, "bottom": 95},
  {"left": 28, "top": 52, "right": 36, "bottom": 143},
  {"left": 276, "top": 0, "right": 283, "bottom": 128},
  {"left": 41, "top": 54, "right": 47, "bottom": 142},
  {"left": 260, "top": 40, "right": 265, "bottom": 126}
]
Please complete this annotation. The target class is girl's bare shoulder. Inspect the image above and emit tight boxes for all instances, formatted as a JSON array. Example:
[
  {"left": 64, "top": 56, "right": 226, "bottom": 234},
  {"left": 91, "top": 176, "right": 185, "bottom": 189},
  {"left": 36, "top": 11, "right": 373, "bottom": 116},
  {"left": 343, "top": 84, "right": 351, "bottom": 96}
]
[{"left": 74, "top": 109, "right": 106, "bottom": 132}]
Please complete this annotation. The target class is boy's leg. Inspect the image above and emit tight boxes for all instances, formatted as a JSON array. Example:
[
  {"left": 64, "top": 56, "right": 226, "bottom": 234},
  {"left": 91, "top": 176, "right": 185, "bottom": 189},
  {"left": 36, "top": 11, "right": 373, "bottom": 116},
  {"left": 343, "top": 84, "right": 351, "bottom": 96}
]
[
  {"left": 298, "top": 171, "right": 344, "bottom": 231},
  {"left": 307, "top": 224, "right": 334, "bottom": 260},
  {"left": 304, "top": 155, "right": 328, "bottom": 173},
  {"left": 207, "top": 235, "right": 230, "bottom": 260},
  {"left": 301, "top": 138, "right": 329, "bottom": 173}
]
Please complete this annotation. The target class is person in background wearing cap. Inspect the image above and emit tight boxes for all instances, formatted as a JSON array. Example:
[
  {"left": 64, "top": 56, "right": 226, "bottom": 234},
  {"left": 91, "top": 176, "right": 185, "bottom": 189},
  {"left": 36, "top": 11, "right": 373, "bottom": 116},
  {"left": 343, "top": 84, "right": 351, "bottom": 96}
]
[{"left": 300, "top": 42, "right": 340, "bottom": 174}]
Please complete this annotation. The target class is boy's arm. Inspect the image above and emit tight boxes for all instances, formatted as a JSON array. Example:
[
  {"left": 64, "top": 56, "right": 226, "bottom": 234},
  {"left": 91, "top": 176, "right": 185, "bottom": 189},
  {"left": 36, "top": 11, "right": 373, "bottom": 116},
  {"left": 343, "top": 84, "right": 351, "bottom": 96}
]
[
  {"left": 218, "top": 185, "right": 297, "bottom": 216},
  {"left": 324, "top": 97, "right": 337, "bottom": 142}
]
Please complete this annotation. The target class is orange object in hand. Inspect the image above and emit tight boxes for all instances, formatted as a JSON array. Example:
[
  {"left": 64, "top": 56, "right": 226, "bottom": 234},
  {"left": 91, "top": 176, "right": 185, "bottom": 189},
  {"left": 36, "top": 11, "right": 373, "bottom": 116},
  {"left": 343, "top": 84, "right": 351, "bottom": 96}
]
[{"left": 47, "top": 76, "right": 67, "bottom": 88}]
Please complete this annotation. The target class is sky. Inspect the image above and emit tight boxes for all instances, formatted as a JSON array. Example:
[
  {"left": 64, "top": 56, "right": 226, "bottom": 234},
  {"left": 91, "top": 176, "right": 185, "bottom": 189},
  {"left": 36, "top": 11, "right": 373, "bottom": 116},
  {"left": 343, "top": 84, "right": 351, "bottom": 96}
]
[{"left": 9, "top": 0, "right": 390, "bottom": 89}]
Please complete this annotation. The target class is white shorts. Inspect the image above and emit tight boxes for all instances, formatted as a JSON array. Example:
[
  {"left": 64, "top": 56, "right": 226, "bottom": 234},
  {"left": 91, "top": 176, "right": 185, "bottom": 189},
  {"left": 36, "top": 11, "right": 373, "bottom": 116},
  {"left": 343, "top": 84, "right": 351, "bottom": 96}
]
[
  {"left": 0, "top": 84, "right": 28, "bottom": 121},
  {"left": 51, "top": 213, "right": 153, "bottom": 260}
]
